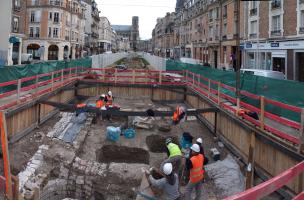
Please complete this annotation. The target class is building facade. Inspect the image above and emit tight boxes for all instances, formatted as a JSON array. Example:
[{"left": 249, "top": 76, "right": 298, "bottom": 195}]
[
  {"left": 24, "top": 0, "right": 86, "bottom": 61},
  {"left": 242, "top": 0, "right": 304, "bottom": 81},
  {"left": 152, "top": 13, "right": 175, "bottom": 58},
  {"left": 98, "top": 16, "right": 113, "bottom": 53}
]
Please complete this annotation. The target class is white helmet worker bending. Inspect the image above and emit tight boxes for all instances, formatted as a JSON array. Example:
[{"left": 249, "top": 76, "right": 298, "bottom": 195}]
[
  {"left": 108, "top": 91, "right": 112, "bottom": 96},
  {"left": 163, "top": 163, "right": 173, "bottom": 175}
]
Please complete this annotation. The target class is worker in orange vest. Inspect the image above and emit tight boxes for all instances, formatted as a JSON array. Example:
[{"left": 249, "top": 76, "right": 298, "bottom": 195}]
[
  {"left": 96, "top": 94, "right": 105, "bottom": 108},
  {"left": 105, "top": 91, "right": 113, "bottom": 106},
  {"left": 184, "top": 144, "right": 204, "bottom": 200},
  {"left": 172, "top": 105, "right": 186, "bottom": 125}
]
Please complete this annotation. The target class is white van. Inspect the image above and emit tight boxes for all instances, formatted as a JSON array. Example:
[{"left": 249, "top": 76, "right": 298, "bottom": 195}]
[{"left": 240, "top": 69, "right": 285, "bottom": 80}]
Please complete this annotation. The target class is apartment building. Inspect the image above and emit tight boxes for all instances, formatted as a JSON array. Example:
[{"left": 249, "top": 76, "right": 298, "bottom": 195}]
[
  {"left": 24, "top": 0, "right": 86, "bottom": 61},
  {"left": 98, "top": 17, "right": 113, "bottom": 53},
  {"left": 152, "top": 13, "right": 175, "bottom": 58},
  {"left": 242, "top": 0, "right": 304, "bottom": 81}
]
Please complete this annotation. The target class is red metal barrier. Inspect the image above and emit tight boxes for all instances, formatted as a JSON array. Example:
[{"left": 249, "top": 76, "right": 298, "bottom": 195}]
[{"left": 224, "top": 161, "right": 304, "bottom": 200}]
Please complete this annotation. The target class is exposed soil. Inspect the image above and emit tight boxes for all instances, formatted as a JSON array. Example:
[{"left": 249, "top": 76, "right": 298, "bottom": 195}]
[
  {"left": 146, "top": 134, "right": 179, "bottom": 153},
  {"left": 98, "top": 145, "right": 150, "bottom": 164}
]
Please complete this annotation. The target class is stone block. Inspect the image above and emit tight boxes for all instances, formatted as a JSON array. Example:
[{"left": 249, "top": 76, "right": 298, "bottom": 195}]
[{"left": 76, "top": 176, "right": 84, "bottom": 185}]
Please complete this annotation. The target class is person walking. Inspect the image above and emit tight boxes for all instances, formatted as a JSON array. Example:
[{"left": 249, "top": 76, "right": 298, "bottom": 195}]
[
  {"left": 184, "top": 144, "right": 204, "bottom": 200},
  {"left": 147, "top": 163, "right": 180, "bottom": 200}
]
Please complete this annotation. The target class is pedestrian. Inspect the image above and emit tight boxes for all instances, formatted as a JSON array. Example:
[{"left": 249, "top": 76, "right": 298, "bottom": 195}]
[
  {"left": 161, "top": 138, "right": 183, "bottom": 175},
  {"left": 184, "top": 144, "right": 205, "bottom": 200},
  {"left": 196, "top": 138, "right": 209, "bottom": 165},
  {"left": 147, "top": 163, "right": 180, "bottom": 200},
  {"left": 172, "top": 105, "right": 186, "bottom": 125}
]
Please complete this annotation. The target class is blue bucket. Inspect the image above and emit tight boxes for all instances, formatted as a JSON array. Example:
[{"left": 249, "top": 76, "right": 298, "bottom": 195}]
[
  {"left": 123, "top": 128, "right": 136, "bottom": 139},
  {"left": 106, "top": 126, "right": 121, "bottom": 142}
]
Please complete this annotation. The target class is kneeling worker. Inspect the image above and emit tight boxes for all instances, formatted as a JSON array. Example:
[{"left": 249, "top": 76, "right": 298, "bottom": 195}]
[
  {"left": 185, "top": 144, "right": 204, "bottom": 200},
  {"left": 147, "top": 163, "right": 180, "bottom": 200},
  {"left": 161, "top": 138, "right": 183, "bottom": 175}
]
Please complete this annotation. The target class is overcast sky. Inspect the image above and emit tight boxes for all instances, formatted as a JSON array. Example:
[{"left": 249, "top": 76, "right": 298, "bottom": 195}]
[{"left": 96, "top": 0, "right": 176, "bottom": 40}]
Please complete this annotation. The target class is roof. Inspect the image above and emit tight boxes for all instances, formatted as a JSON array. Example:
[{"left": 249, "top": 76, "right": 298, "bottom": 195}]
[{"left": 112, "top": 25, "right": 132, "bottom": 32}]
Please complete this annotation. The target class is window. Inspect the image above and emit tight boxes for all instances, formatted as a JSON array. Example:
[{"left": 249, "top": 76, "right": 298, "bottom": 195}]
[
  {"left": 252, "top": 1, "right": 257, "bottom": 9},
  {"left": 14, "top": 0, "right": 21, "bottom": 10},
  {"left": 48, "top": 27, "right": 52, "bottom": 37},
  {"left": 301, "top": 11, "right": 304, "bottom": 27},
  {"left": 12, "top": 17, "right": 19, "bottom": 33},
  {"left": 271, "top": 0, "right": 281, "bottom": 9},
  {"left": 29, "top": 27, "right": 34, "bottom": 37},
  {"left": 30, "top": 11, "right": 35, "bottom": 22},
  {"left": 250, "top": 20, "right": 257, "bottom": 34},
  {"left": 223, "top": 5, "right": 227, "bottom": 18},
  {"left": 272, "top": 15, "right": 281, "bottom": 31},
  {"left": 49, "top": 12, "right": 52, "bottom": 20},
  {"left": 35, "top": 27, "right": 40, "bottom": 38},
  {"left": 54, "top": 12, "right": 59, "bottom": 23},
  {"left": 31, "top": 0, "right": 39, "bottom": 5},
  {"left": 53, "top": 28, "right": 59, "bottom": 38},
  {"left": 223, "top": 23, "right": 227, "bottom": 35}
]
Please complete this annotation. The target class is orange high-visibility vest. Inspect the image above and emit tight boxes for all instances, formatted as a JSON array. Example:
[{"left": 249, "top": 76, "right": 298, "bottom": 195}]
[
  {"left": 190, "top": 154, "right": 204, "bottom": 183},
  {"left": 173, "top": 106, "right": 182, "bottom": 122},
  {"left": 76, "top": 103, "right": 86, "bottom": 108},
  {"left": 106, "top": 95, "right": 113, "bottom": 106},
  {"left": 96, "top": 100, "right": 104, "bottom": 108}
]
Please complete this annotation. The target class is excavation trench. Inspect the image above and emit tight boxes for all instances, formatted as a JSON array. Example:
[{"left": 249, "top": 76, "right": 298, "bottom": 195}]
[
  {"left": 98, "top": 145, "right": 150, "bottom": 164},
  {"left": 146, "top": 134, "right": 179, "bottom": 153}
]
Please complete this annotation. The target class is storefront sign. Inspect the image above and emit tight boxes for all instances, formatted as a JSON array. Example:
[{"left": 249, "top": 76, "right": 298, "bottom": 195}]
[
  {"left": 246, "top": 43, "right": 252, "bottom": 48},
  {"left": 271, "top": 42, "right": 279, "bottom": 48}
]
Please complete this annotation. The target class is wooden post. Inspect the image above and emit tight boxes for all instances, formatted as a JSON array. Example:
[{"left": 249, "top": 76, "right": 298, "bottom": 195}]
[
  {"left": 260, "top": 96, "right": 265, "bottom": 130},
  {"left": 132, "top": 70, "right": 135, "bottom": 84},
  {"left": 69, "top": 67, "right": 72, "bottom": 78},
  {"left": 61, "top": 69, "right": 64, "bottom": 83},
  {"left": 159, "top": 71, "right": 162, "bottom": 84},
  {"left": 11, "top": 176, "right": 19, "bottom": 200},
  {"left": 192, "top": 72, "right": 195, "bottom": 85},
  {"left": 114, "top": 68, "right": 118, "bottom": 84},
  {"left": 51, "top": 72, "right": 54, "bottom": 91},
  {"left": 0, "top": 112, "right": 13, "bottom": 200},
  {"left": 217, "top": 82, "right": 221, "bottom": 105},
  {"left": 17, "top": 79, "right": 21, "bottom": 103},
  {"left": 37, "top": 103, "right": 41, "bottom": 126},
  {"left": 35, "top": 75, "right": 39, "bottom": 96},
  {"left": 214, "top": 112, "right": 218, "bottom": 137},
  {"left": 208, "top": 79, "right": 211, "bottom": 98},
  {"left": 246, "top": 132, "right": 256, "bottom": 189},
  {"left": 298, "top": 108, "right": 304, "bottom": 153},
  {"left": 185, "top": 70, "right": 188, "bottom": 83}
]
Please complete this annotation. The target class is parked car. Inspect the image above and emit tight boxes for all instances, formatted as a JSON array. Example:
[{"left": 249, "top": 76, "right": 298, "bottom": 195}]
[
  {"left": 162, "top": 73, "right": 183, "bottom": 82},
  {"left": 116, "top": 64, "right": 127, "bottom": 70},
  {"left": 240, "top": 69, "right": 285, "bottom": 80}
]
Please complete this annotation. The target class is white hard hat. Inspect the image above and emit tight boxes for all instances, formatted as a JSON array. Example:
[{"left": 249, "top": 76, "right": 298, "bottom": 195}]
[
  {"left": 163, "top": 163, "right": 173, "bottom": 175},
  {"left": 196, "top": 138, "right": 203, "bottom": 144},
  {"left": 108, "top": 91, "right": 112, "bottom": 96},
  {"left": 101, "top": 94, "right": 106, "bottom": 98},
  {"left": 165, "top": 137, "right": 172, "bottom": 145},
  {"left": 190, "top": 144, "right": 200, "bottom": 153}
]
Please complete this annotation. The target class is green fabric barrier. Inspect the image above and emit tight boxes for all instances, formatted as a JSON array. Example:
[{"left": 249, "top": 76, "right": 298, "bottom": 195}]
[
  {"left": 0, "top": 58, "right": 92, "bottom": 94},
  {"left": 166, "top": 60, "right": 304, "bottom": 122}
]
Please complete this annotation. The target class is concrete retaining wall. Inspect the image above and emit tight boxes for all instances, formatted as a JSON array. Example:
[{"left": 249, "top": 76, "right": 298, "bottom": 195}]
[{"left": 91, "top": 53, "right": 127, "bottom": 69}]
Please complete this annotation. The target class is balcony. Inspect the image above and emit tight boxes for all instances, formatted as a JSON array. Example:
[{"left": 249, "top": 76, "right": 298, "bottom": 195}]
[
  {"left": 250, "top": 8, "right": 257, "bottom": 16},
  {"left": 249, "top": 33, "right": 257, "bottom": 38},
  {"left": 222, "top": 35, "right": 227, "bottom": 40},
  {"left": 271, "top": 1, "right": 281, "bottom": 9},
  {"left": 233, "top": 33, "right": 239, "bottom": 39},
  {"left": 14, "top": 5, "right": 21, "bottom": 11},
  {"left": 299, "top": 27, "right": 304, "bottom": 34},
  {"left": 49, "top": 0, "right": 62, "bottom": 6},
  {"left": 271, "top": 30, "right": 281, "bottom": 36}
]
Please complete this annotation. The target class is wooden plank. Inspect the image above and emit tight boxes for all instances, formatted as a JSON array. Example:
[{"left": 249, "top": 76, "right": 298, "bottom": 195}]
[
  {"left": 260, "top": 96, "right": 265, "bottom": 130},
  {"left": 0, "top": 112, "right": 13, "bottom": 199},
  {"left": 246, "top": 132, "right": 256, "bottom": 189},
  {"left": 298, "top": 108, "right": 304, "bottom": 153}
]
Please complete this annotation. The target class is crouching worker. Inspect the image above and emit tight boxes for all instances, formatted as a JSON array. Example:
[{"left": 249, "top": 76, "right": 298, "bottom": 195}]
[
  {"left": 185, "top": 144, "right": 204, "bottom": 200},
  {"left": 161, "top": 138, "right": 183, "bottom": 175},
  {"left": 147, "top": 163, "right": 180, "bottom": 200},
  {"left": 172, "top": 105, "right": 186, "bottom": 125}
]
